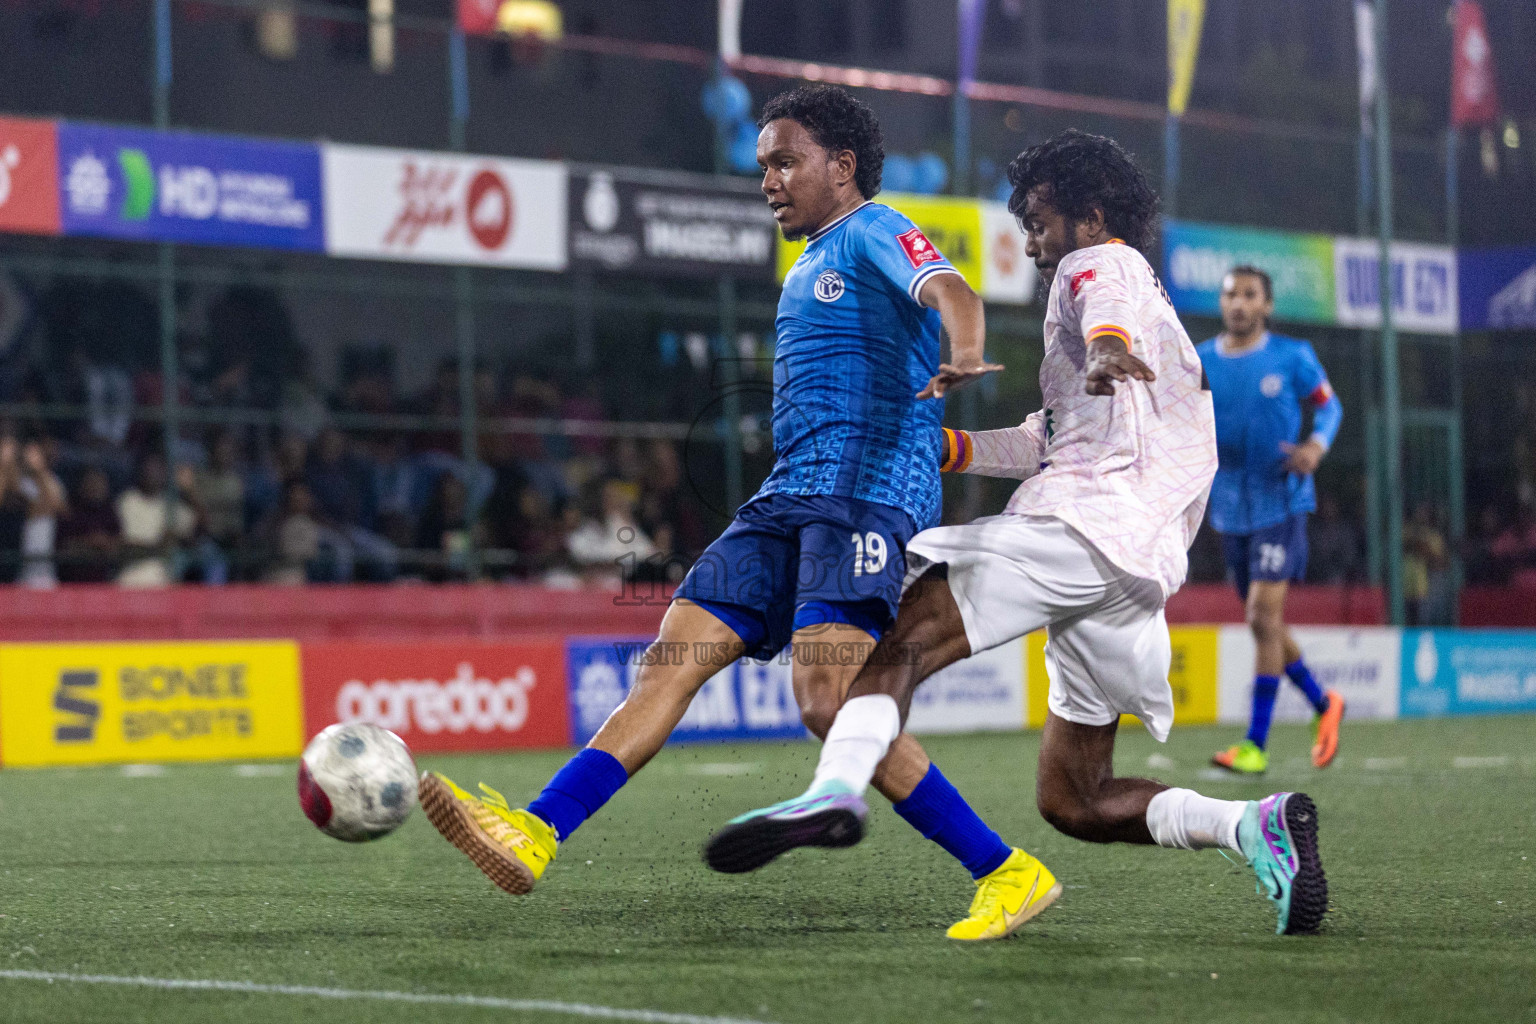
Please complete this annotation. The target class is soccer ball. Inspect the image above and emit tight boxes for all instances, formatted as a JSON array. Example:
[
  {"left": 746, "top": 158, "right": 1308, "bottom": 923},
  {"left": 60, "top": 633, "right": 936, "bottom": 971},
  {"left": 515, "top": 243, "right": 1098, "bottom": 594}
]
[{"left": 298, "top": 723, "right": 418, "bottom": 842}]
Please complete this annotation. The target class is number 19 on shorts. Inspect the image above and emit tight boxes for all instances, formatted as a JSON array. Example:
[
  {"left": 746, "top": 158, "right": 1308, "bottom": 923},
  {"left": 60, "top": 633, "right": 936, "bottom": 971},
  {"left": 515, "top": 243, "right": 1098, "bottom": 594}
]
[{"left": 850, "top": 532, "right": 888, "bottom": 577}]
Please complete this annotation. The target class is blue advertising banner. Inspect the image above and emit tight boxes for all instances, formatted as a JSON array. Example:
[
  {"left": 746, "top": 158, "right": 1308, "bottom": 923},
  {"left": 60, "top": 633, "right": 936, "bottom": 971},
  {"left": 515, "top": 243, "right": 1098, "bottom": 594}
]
[
  {"left": 565, "top": 637, "right": 805, "bottom": 746},
  {"left": 57, "top": 122, "right": 324, "bottom": 251},
  {"left": 1458, "top": 245, "right": 1536, "bottom": 331},
  {"left": 1401, "top": 629, "right": 1536, "bottom": 718}
]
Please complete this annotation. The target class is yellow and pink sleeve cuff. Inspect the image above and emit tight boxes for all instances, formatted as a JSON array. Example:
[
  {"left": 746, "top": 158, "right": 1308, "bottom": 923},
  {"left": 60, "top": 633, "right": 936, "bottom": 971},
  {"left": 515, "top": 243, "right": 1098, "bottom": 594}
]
[{"left": 1086, "top": 324, "right": 1132, "bottom": 350}]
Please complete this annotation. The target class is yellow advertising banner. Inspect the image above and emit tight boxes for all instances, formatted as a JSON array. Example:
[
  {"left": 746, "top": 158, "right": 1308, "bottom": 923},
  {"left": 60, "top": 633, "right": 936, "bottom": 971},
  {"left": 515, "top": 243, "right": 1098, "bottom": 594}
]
[
  {"left": 777, "top": 193, "right": 985, "bottom": 290},
  {"left": 1025, "top": 626, "right": 1219, "bottom": 729},
  {"left": 1167, "top": 0, "right": 1208, "bottom": 116},
  {"left": 0, "top": 641, "right": 304, "bottom": 767}
]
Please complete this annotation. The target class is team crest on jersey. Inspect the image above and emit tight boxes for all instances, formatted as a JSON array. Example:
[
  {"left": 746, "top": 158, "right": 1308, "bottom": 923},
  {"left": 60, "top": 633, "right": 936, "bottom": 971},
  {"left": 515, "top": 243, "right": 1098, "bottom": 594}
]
[
  {"left": 1260, "top": 373, "right": 1284, "bottom": 398},
  {"left": 897, "top": 228, "right": 943, "bottom": 269},
  {"left": 814, "top": 270, "right": 846, "bottom": 302},
  {"left": 1069, "top": 269, "right": 1096, "bottom": 296}
]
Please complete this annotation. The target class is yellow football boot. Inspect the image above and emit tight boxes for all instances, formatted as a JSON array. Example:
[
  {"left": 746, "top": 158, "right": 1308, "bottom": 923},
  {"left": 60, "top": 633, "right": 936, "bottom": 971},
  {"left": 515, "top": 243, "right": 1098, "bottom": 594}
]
[
  {"left": 418, "top": 771, "right": 557, "bottom": 895},
  {"left": 946, "top": 848, "right": 1061, "bottom": 941}
]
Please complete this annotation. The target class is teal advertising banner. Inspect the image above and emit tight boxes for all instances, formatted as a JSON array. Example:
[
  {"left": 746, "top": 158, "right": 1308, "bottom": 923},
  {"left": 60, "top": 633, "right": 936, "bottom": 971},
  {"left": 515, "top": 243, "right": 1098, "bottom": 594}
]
[{"left": 1163, "top": 220, "right": 1336, "bottom": 323}]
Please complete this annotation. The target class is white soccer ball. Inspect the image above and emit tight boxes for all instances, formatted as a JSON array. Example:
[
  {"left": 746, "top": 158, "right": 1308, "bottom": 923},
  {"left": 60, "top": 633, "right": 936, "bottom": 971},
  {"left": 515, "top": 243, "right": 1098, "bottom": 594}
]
[{"left": 298, "top": 723, "right": 418, "bottom": 842}]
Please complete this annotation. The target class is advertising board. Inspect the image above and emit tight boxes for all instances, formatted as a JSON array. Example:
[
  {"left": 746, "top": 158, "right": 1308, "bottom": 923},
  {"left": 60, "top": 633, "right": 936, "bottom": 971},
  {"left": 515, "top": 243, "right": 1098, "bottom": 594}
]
[
  {"left": 568, "top": 168, "right": 776, "bottom": 279},
  {"left": 1458, "top": 245, "right": 1536, "bottom": 331},
  {"left": 0, "top": 115, "right": 61, "bottom": 237},
  {"left": 57, "top": 123, "right": 324, "bottom": 250},
  {"left": 1162, "top": 220, "right": 1336, "bottom": 323},
  {"left": 300, "top": 642, "right": 569, "bottom": 752},
  {"left": 1333, "top": 237, "right": 1458, "bottom": 335},
  {"left": 1400, "top": 629, "right": 1536, "bottom": 718},
  {"left": 0, "top": 641, "right": 303, "bottom": 766},
  {"left": 323, "top": 143, "right": 566, "bottom": 269},
  {"left": 1217, "top": 626, "right": 1401, "bottom": 724}
]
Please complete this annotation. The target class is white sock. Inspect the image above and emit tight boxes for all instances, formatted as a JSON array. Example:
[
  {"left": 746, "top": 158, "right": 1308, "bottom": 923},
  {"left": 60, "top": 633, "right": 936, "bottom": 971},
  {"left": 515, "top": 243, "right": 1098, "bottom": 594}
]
[
  {"left": 810, "top": 694, "right": 901, "bottom": 796},
  {"left": 1145, "top": 788, "right": 1246, "bottom": 852}
]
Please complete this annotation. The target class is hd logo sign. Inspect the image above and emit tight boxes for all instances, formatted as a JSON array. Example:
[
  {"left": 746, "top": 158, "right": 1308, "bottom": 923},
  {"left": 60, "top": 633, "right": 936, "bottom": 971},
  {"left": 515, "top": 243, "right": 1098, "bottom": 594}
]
[{"left": 0, "top": 642, "right": 304, "bottom": 767}]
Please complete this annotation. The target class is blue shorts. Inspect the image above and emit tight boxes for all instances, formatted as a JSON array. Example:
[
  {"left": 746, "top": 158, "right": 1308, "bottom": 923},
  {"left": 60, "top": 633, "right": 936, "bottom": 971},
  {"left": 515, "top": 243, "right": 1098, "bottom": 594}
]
[
  {"left": 1220, "top": 514, "right": 1309, "bottom": 602},
  {"left": 675, "top": 493, "right": 918, "bottom": 659}
]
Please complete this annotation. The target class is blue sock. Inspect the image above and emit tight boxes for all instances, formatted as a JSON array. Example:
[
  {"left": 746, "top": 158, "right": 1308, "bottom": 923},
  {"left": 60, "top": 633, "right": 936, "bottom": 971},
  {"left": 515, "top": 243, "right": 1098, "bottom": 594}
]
[
  {"left": 1285, "top": 658, "right": 1329, "bottom": 713},
  {"left": 1245, "top": 675, "right": 1281, "bottom": 748},
  {"left": 892, "top": 764, "right": 1012, "bottom": 879},
  {"left": 526, "top": 748, "right": 629, "bottom": 842}
]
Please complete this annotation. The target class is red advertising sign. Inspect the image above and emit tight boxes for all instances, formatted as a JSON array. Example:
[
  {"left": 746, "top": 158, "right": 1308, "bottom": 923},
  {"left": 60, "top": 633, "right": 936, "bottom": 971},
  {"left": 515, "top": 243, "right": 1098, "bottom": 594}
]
[
  {"left": 1451, "top": 1, "right": 1499, "bottom": 128},
  {"left": 0, "top": 116, "right": 61, "bottom": 237},
  {"left": 301, "top": 642, "right": 569, "bottom": 753}
]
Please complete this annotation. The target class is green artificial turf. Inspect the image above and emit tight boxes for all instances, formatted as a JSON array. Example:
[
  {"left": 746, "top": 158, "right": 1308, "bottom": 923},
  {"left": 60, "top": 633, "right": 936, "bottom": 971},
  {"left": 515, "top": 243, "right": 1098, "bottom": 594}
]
[{"left": 0, "top": 717, "right": 1532, "bottom": 1024}]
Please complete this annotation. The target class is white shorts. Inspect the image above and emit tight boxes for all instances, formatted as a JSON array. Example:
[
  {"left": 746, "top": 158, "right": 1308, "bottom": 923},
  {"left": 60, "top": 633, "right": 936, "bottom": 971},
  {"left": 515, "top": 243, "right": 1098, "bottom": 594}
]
[{"left": 904, "top": 515, "right": 1175, "bottom": 741}]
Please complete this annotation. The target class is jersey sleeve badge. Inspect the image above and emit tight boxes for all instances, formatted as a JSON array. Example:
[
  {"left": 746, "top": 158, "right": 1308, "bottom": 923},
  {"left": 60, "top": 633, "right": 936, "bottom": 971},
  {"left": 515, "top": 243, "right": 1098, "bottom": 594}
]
[
  {"left": 897, "top": 228, "right": 944, "bottom": 269},
  {"left": 1069, "top": 269, "right": 1096, "bottom": 296}
]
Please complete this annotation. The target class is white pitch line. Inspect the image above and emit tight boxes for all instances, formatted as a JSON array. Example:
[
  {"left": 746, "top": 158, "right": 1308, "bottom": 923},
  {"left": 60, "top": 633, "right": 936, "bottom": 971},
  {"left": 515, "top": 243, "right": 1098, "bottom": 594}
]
[{"left": 0, "top": 970, "right": 776, "bottom": 1024}]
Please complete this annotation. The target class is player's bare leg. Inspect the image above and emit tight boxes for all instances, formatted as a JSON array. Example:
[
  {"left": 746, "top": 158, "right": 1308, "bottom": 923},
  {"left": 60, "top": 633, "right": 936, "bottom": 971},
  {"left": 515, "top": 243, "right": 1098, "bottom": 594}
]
[{"left": 1215, "top": 580, "right": 1345, "bottom": 773}]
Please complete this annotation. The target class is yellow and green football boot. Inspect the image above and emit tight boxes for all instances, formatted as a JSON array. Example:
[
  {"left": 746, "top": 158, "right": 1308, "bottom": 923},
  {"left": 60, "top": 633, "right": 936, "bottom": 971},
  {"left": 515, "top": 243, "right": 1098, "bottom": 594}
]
[
  {"left": 418, "top": 771, "right": 557, "bottom": 895},
  {"left": 945, "top": 847, "right": 1061, "bottom": 941},
  {"left": 1212, "top": 739, "right": 1268, "bottom": 774}
]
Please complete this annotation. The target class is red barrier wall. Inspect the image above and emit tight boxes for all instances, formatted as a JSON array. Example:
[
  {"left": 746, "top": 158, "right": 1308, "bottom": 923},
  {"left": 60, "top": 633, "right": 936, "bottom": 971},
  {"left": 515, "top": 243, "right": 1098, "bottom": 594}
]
[{"left": 0, "top": 582, "right": 1416, "bottom": 641}]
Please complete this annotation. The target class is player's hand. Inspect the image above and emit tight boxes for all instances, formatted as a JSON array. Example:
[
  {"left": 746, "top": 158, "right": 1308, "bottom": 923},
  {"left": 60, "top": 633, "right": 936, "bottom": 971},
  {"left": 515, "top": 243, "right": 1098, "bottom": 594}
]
[
  {"left": 917, "top": 359, "right": 1004, "bottom": 399},
  {"left": 1281, "top": 439, "right": 1325, "bottom": 475},
  {"left": 1084, "top": 339, "right": 1155, "bottom": 396}
]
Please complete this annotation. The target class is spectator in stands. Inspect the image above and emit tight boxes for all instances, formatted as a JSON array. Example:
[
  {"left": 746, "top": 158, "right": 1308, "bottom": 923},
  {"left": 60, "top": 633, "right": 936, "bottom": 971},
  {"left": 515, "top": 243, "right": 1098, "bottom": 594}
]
[
  {"left": 196, "top": 431, "right": 247, "bottom": 574},
  {"left": 267, "top": 479, "right": 324, "bottom": 585},
  {"left": 116, "top": 454, "right": 201, "bottom": 587},
  {"left": 415, "top": 471, "right": 475, "bottom": 582},
  {"left": 15, "top": 438, "right": 67, "bottom": 588},
  {"left": 639, "top": 438, "right": 707, "bottom": 560},
  {"left": 1307, "top": 493, "right": 1364, "bottom": 585},
  {"left": 1404, "top": 501, "right": 1451, "bottom": 625},
  {"left": 58, "top": 466, "right": 121, "bottom": 583},
  {"left": 566, "top": 476, "right": 657, "bottom": 586},
  {"left": 305, "top": 427, "right": 396, "bottom": 582},
  {"left": 1490, "top": 501, "right": 1536, "bottom": 588}
]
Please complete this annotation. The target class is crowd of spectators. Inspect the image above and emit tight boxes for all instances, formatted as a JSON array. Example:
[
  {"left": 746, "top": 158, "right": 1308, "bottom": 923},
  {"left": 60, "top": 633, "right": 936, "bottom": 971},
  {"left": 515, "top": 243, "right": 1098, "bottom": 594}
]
[{"left": 0, "top": 283, "right": 712, "bottom": 589}]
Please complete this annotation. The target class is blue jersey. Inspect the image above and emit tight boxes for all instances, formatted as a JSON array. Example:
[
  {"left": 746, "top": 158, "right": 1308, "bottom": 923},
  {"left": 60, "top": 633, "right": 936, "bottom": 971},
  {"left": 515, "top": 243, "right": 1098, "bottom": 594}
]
[
  {"left": 1197, "top": 332, "right": 1343, "bottom": 535},
  {"left": 757, "top": 201, "right": 959, "bottom": 528}
]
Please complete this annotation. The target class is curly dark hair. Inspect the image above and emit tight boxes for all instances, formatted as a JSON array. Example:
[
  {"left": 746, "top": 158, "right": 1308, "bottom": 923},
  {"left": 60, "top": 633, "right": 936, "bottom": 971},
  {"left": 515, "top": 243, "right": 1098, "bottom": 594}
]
[
  {"left": 758, "top": 85, "right": 884, "bottom": 200},
  {"left": 1006, "top": 129, "right": 1159, "bottom": 253}
]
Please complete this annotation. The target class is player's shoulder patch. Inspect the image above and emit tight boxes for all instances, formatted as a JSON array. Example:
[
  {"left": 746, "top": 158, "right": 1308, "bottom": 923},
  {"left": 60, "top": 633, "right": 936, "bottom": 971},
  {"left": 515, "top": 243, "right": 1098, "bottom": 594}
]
[
  {"left": 1068, "top": 268, "right": 1096, "bottom": 296},
  {"left": 896, "top": 227, "right": 944, "bottom": 270}
]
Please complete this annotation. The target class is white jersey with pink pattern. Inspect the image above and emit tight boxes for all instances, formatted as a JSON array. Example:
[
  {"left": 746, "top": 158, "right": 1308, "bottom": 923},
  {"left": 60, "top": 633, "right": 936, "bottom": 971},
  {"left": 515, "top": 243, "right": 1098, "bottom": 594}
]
[{"left": 948, "top": 241, "right": 1217, "bottom": 595}]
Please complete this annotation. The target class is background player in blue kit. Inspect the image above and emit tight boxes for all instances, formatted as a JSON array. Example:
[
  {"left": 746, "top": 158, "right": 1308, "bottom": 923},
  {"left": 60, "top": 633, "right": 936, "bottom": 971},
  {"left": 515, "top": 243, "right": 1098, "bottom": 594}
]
[
  {"left": 418, "top": 85, "right": 1039, "bottom": 941},
  {"left": 1200, "top": 266, "right": 1347, "bottom": 775}
]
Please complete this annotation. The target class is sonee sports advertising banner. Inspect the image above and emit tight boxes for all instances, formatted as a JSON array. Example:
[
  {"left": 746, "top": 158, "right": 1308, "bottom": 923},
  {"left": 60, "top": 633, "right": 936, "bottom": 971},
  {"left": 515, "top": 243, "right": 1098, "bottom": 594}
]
[{"left": 0, "top": 641, "right": 303, "bottom": 767}]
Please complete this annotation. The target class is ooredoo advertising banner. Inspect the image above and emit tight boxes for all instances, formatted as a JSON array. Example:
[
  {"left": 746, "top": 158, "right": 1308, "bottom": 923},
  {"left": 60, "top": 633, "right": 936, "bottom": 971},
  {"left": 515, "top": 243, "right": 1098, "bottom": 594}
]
[
  {"left": 300, "top": 642, "right": 569, "bottom": 752},
  {"left": 56, "top": 122, "right": 324, "bottom": 250},
  {"left": 322, "top": 144, "right": 566, "bottom": 269},
  {"left": 569, "top": 168, "right": 776, "bottom": 279},
  {"left": 0, "top": 115, "right": 61, "bottom": 236},
  {"left": 0, "top": 641, "right": 303, "bottom": 767}
]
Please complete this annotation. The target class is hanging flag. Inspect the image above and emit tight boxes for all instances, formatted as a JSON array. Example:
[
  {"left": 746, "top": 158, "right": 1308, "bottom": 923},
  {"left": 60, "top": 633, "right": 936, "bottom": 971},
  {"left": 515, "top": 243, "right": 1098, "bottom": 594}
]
[
  {"left": 1353, "top": 1, "right": 1377, "bottom": 136},
  {"left": 1167, "top": 0, "right": 1206, "bottom": 117},
  {"left": 957, "top": 0, "right": 984, "bottom": 89},
  {"left": 457, "top": 0, "right": 498, "bottom": 35},
  {"left": 1451, "top": 0, "right": 1499, "bottom": 128},
  {"left": 719, "top": 0, "right": 743, "bottom": 62}
]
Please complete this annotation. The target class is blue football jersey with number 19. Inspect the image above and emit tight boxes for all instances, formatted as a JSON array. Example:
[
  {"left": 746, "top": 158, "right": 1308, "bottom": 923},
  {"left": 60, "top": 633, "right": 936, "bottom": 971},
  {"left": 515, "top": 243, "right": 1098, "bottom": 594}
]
[{"left": 759, "top": 201, "right": 961, "bottom": 529}]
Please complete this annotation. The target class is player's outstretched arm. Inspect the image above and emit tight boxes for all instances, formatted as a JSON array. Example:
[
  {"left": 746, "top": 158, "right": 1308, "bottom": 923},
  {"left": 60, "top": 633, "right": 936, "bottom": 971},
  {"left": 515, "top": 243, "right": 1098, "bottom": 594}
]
[
  {"left": 940, "top": 414, "right": 1047, "bottom": 480},
  {"left": 916, "top": 273, "right": 1003, "bottom": 399}
]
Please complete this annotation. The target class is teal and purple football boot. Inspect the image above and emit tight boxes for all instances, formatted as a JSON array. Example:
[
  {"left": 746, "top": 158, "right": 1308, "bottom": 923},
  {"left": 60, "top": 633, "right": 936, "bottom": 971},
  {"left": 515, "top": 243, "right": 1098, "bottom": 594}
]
[
  {"left": 703, "top": 779, "right": 867, "bottom": 874},
  {"left": 1238, "top": 792, "right": 1328, "bottom": 935}
]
